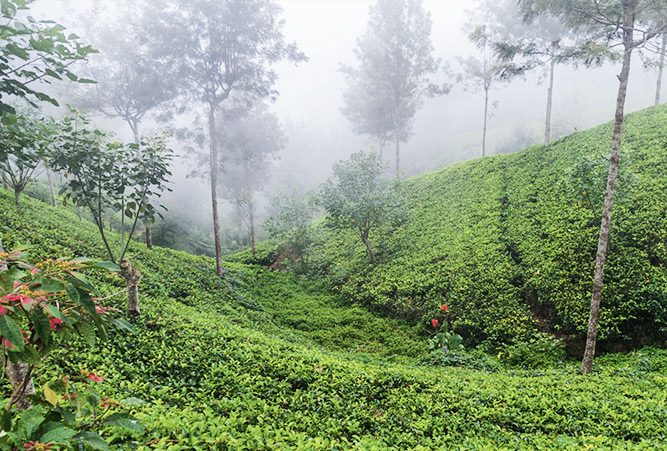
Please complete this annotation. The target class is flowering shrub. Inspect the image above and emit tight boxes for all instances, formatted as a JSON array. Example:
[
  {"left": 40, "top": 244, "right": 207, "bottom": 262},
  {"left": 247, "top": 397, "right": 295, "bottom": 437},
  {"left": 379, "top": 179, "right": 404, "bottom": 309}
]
[
  {"left": 428, "top": 304, "right": 463, "bottom": 353},
  {"left": 0, "top": 249, "right": 142, "bottom": 449}
]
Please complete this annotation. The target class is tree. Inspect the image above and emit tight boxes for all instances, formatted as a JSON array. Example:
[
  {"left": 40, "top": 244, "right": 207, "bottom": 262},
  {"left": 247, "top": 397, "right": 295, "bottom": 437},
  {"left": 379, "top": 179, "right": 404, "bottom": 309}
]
[
  {"left": 0, "top": 111, "right": 54, "bottom": 205},
  {"left": 484, "top": 0, "right": 582, "bottom": 146},
  {"left": 457, "top": 24, "right": 509, "bottom": 157},
  {"left": 218, "top": 103, "right": 285, "bottom": 255},
  {"left": 655, "top": 33, "right": 667, "bottom": 105},
  {"left": 529, "top": 0, "right": 667, "bottom": 373},
  {"left": 341, "top": 0, "right": 446, "bottom": 178},
  {"left": 0, "top": 0, "right": 96, "bottom": 113},
  {"left": 145, "top": 0, "right": 306, "bottom": 276},
  {"left": 51, "top": 112, "right": 173, "bottom": 316},
  {"left": 67, "top": 1, "right": 179, "bottom": 247},
  {"left": 319, "top": 151, "right": 403, "bottom": 264},
  {"left": 265, "top": 188, "right": 315, "bottom": 271}
]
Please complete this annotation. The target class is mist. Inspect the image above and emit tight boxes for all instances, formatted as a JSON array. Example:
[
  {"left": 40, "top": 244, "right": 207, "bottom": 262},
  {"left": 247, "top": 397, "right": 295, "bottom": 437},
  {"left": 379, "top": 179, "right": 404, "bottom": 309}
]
[{"left": 29, "top": 0, "right": 664, "bottom": 254}]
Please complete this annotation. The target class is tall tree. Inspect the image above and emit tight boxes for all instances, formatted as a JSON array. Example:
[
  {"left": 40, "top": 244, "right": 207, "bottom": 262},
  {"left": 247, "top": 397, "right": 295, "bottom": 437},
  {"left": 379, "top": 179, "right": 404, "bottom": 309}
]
[
  {"left": 218, "top": 103, "right": 285, "bottom": 255},
  {"left": 52, "top": 113, "right": 173, "bottom": 316},
  {"left": 458, "top": 24, "right": 509, "bottom": 157},
  {"left": 529, "top": 0, "right": 667, "bottom": 373},
  {"left": 145, "top": 0, "right": 305, "bottom": 276},
  {"left": 341, "top": 0, "right": 446, "bottom": 178},
  {"left": 483, "top": 0, "right": 581, "bottom": 146},
  {"left": 655, "top": 33, "right": 667, "bottom": 105}
]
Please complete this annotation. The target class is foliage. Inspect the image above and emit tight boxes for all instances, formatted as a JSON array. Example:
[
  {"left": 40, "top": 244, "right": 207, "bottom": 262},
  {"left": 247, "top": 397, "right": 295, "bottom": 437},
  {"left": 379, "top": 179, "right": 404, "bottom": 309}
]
[
  {"left": 427, "top": 304, "right": 464, "bottom": 354},
  {"left": 275, "top": 105, "right": 667, "bottom": 348},
  {"left": 264, "top": 189, "right": 315, "bottom": 272},
  {"left": 2, "top": 185, "right": 667, "bottom": 447},
  {"left": 0, "top": 111, "right": 54, "bottom": 205},
  {"left": 0, "top": 247, "right": 141, "bottom": 449},
  {"left": 319, "top": 151, "right": 405, "bottom": 264},
  {"left": 341, "top": 0, "right": 447, "bottom": 174},
  {"left": 50, "top": 112, "right": 173, "bottom": 263},
  {"left": 2, "top": 188, "right": 667, "bottom": 448},
  {"left": 0, "top": 0, "right": 96, "bottom": 113}
]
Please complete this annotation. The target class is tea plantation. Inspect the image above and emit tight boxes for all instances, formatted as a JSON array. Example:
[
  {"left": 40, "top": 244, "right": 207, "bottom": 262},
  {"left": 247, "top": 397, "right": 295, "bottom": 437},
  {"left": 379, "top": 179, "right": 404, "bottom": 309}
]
[
  {"left": 239, "top": 105, "right": 667, "bottom": 351},
  {"left": 3, "top": 107, "right": 667, "bottom": 448}
]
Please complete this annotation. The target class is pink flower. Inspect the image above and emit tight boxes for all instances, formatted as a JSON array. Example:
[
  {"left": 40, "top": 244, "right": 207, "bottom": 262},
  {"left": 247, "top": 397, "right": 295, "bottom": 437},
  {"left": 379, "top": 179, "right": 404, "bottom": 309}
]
[
  {"left": 441, "top": 304, "right": 448, "bottom": 313},
  {"left": 431, "top": 319, "right": 439, "bottom": 329},
  {"left": 87, "top": 373, "right": 104, "bottom": 383}
]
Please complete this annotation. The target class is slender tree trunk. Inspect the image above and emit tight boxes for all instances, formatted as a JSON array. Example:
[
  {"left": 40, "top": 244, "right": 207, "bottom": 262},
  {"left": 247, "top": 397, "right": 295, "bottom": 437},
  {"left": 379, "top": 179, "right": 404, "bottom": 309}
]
[
  {"left": 7, "top": 360, "right": 34, "bottom": 410},
  {"left": 581, "top": 2, "right": 635, "bottom": 374},
  {"left": 145, "top": 226, "right": 153, "bottom": 248},
  {"left": 360, "top": 230, "right": 375, "bottom": 264},
  {"left": 544, "top": 57, "right": 556, "bottom": 146},
  {"left": 656, "top": 33, "right": 666, "bottom": 106},
  {"left": 13, "top": 189, "right": 20, "bottom": 206},
  {"left": 46, "top": 168, "right": 56, "bottom": 206},
  {"left": 482, "top": 88, "right": 489, "bottom": 157},
  {"left": 236, "top": 201, "right": 244, "bottom": 250},
  {"left": 394, "top": 97, "right": 401, "bottom": 179},
  {"left": 208, "top": 103, "right": 224, "bottom": 276},
  {"left": 248, "top": 194, "right": 256, "bottom": 256},
  {"left": 120, "top": 259, "right": 141, "bottom": 317}
]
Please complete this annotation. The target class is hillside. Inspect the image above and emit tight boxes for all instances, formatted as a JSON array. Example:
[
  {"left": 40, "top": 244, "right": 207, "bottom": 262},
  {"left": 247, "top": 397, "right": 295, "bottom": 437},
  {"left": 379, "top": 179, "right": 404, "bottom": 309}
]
[
  {"left": 244, "top": 105, "right": 667, "bottom": 352},
  {"left": 2, "top": 159, "right": 667, "bottom": 447}
]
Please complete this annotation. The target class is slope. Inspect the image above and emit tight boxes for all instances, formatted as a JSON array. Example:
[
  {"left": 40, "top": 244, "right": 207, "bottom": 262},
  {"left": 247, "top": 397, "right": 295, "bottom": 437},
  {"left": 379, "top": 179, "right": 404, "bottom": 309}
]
[
  {"left": 279, "top": 105, "right": 667, "bottom": 349},
  {"left": 2, "top": 183, "right": 667, "bottom": 448}
]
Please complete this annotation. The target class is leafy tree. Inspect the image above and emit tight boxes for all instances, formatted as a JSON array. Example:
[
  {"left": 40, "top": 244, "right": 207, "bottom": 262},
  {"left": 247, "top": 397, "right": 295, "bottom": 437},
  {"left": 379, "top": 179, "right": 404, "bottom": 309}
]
[
  {"left": 265, "top": 188, "right": 315, "bottom": 271},
  {"left": 144, "top": 0, "right": 306, "bottom": 276},
  {"left": 0, "top": 111, "right": 54, "bottom": 205},
  {"left": 483, "top": 0, "right": 582, "bottom": 146},
  {"left": 528, "top": 0, "right": 667, "bottom": 373},
  {"left": 341, "top": 0, "right": 447, "bottom": 178},
  {"left": 51, "top": 112, "right": 173, "bottom": 316},
  {"left": 319, "top": 151, "right": 403, "bottom": 264},
  {"left": 457, "top": 24, "right": 509, "bottom": 157},
  {"left": 218, "top": 103, "right": 285, "bottom": 255},
  {"left": 0, "top": 0, "right": 96, "bottom": 113}
]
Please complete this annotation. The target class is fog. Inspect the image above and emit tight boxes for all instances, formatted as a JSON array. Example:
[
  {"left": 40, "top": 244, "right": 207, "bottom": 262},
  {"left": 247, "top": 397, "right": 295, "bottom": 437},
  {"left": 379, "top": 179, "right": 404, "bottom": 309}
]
[{"left": 30, "top": 0, "right": 664, "bottom": 254}]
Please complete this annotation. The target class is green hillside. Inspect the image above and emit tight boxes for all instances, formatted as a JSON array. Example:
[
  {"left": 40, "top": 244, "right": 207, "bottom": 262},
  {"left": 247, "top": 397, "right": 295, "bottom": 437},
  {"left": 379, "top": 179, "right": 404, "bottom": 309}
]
[
  {"left": 2, "top": 111, "right": 667, "bottom": 447},
  {"left": 250, "top": 105, "right": 667, "bottom": 351}
]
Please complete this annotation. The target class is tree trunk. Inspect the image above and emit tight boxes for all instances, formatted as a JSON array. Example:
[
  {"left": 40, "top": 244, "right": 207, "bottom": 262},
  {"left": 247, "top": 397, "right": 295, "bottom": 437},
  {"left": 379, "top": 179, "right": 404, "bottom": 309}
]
[
  {"left": 482, "top": 87, "right": 489, "bottom": 157},
  {"left": 207, "top": 104, "right": 224, "bottom": 276},
  {"left": 145, "top": 224, "right": 153, "bottom": 248},
  {"left": 7, "top": 360, "right": 34, "bottom": 410},
  {"left": 46, "top": 168, "right": 56, "bottom": 206},
  {"left": 544, "top": 57, "right": 556, "bottom": 146},
  {"left": 236, "top": 201, "right": 244, "bottom": 250},
  {"left": 581, "top": 1, "right": 635, "bottom": 374},
  {"left": 360, "top": 230, "right": 375, "bottom": 264},
  {"left": 656, "top": 33, "right": 666, "bottom": 106},
  {"left": 394, "top": 128, "right": 400, "bottom": 179},
  {"left": 248, "top": 194, "right": 256, "bottom": 256},
  {"left": 13, "top": 189, "right": 20, "bottom": 206},
  {"left": 120, "top": 259, "right": 141, "bottom": 317}
]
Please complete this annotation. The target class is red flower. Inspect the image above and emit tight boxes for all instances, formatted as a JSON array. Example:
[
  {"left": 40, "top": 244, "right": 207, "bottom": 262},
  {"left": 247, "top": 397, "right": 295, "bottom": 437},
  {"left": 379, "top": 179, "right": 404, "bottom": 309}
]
[
  {"left": 49, "top": 317, "right": 63, "bottom": 331},
  {"left": 87, "top": 373, "right": 104, "bottom": 383},
  {"left": 431, "top": 319, "right": 439, "bottom": 329},
  {"left": 441, "top": 304, "right": 448, "bottom": 313}
]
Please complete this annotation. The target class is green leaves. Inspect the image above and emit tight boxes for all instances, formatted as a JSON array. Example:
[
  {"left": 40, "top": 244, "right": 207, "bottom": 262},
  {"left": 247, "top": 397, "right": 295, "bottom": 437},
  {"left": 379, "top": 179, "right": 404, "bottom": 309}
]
[
  {"left": 0, "top": 314, "right": 23, "bottom": 350},
  {"left": 105, "top": 413, "right": 144, "bottom": 433}
]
